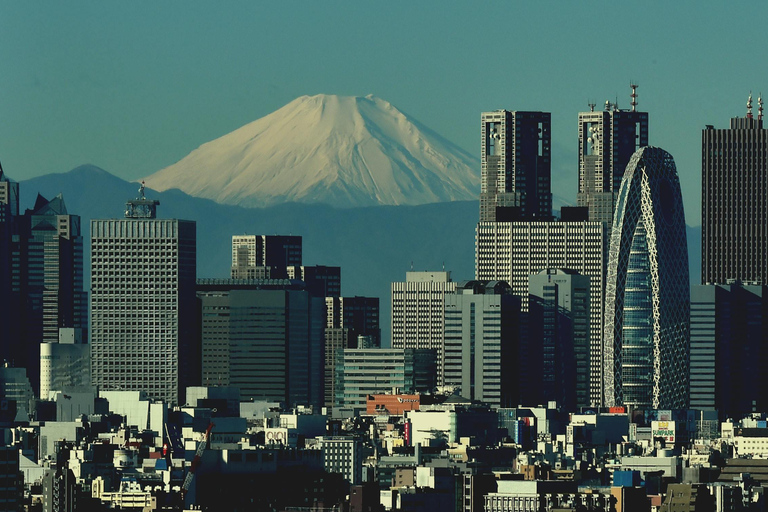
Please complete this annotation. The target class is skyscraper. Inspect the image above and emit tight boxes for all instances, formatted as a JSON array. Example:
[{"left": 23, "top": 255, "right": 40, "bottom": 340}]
[
  {"left": 603, "top": 147, "right": 689, "bottom": 409},
  {"left": 690, "top": 283, "right": 768, "bottom": 417},
  {"left": 480, "top": 111, "right": 551, "bottom": 222},
  {"left": 528, "top": 269, "right": 591, "bottom": 410},
  {"left": 0, "top": 166, "right": 20, "bottom": 369},
  {"left": 391, "top": 271, "right": 456, "bottom": 385},
  {"left": 90, "top": 186, "right": 197, "bottom": 405},
  {"left": 287, "top": 265, "right": 341, "bottom": 298},
  {"left": 324, "top": 296, "right": 380, "bottom": 407},
  {"left": 0, "top": 186, "right": 86, "bottom": 395},
  {"left": 702, "top": 95, "right": 768, "bottom": 285},
  {"left": 476, "top": 221, "right": 606, "bottom": 404},
  {"left": 231, "top": 235, "right": 302, "bottom": 279},
  {"left": 443, "top": 280, "right": 519, "bottom": 408},
  {"left": 577, "top": 88, "right": 649, "bottom": 224},
  {"left": 196, "top": 278, "right": 325, "bottom": 409},
  {"left": 19, "top": 194, "right": 86, "bottom": 347}
]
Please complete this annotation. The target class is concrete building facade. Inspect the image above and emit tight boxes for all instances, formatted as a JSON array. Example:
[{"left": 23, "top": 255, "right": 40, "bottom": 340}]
[
  {"left": 443, "top": 280, "right": 519, "bottom": 408},
  {"left": 90, "top": 189, "right": 197, "bottom": 405},
  {"left": 231, "top": 235, "right": 302, "bottom": 280},
  {"left": 480, "top": 110, "right": 551, "bottom": 222},
  {"left": 577, "top": 93, "right": 649, "bottom": 224},
  {"left": 476, "top": 221, "right": 606, "bottom": 405},
  {"left": 391, "top": 271, "right": 456, "bottom": 385}
]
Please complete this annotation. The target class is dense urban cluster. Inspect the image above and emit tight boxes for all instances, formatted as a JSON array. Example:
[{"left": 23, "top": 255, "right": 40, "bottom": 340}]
[{"left": 0, "top": 88, "right": 767, "bottom": 511}]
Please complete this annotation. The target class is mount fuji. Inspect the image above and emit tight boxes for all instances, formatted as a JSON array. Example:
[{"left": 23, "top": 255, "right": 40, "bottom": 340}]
[{"left": 142, "top": 94, "right": 480, "bottom": 208}]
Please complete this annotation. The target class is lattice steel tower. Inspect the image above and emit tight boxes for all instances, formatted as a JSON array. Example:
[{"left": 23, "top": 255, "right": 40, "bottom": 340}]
[{"left": 604, "top": 147, "right": 689, "bottom": 409}]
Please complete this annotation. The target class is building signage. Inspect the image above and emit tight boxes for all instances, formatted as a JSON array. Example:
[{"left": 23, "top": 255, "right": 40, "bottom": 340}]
[{"left": 651, "top": 421, "right": 676, "bottom": 443}]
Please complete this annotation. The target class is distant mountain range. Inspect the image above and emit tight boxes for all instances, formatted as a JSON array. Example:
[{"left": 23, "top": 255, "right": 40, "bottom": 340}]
[
  {"left": 16, "top": 165, "right": 702, "bottom": 345},
  {"left": 142, "top": 94, "right": 480, "bottom": 208}
]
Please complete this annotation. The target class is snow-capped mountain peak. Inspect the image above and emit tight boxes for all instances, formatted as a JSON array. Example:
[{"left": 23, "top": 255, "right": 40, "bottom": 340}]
[{"left": 142, "top": 94, "right": 479, "bottom": 208}]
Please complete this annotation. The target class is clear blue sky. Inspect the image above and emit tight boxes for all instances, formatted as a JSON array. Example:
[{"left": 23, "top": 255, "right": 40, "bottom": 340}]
[{"left": 2, "top": 2, "right": 767, "bottom": 225}]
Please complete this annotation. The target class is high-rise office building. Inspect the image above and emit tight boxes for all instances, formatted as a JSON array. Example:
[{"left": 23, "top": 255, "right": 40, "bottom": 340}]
[
  {"left": 196, "top": 279, "right": 325, "bottom": 409},
  {"left": 287, "top": 265, "right": 341, "bottom": 298},
  {"left": 391, "top": 271, "right": 456, "bottom": 386},
  {"left": 476, "top": 221, "right": 606, "bottom": 404},
  {"left": 0, "top": 189, "right": 86, "bottom": 395},
  {"left": 333, "top": 348, "right": 437, "bottom": 411},
  {"left": 603, "top": 147, "right": 689, "bottom": 409},
  {"left": 577, "top": 87, "right": 649, "bottom": 224},
  {"left": 324, "top": 296, "right": 380, "bottom": 407},
  {"left": 480, "top": 111, "right": 551, "bottom": 222},
  {"left": 528, "top": 269, "right": 590, "bottom": 410},
  {"left": 0, "top": 167, "right": 20, "bottom": 370},
  {"left": 690, "top": 283, "right": 768, "bottom": 418},
  {"left": 231, "top": 235, "right": 302, "bottom": 279},
  {"left": 702, "top": 96, "right": 768, "bottom": 285},
  {"left": 19, "top": 194, "right": 86, "bottom": 346},
  {"left": 443, "top": 281, "right": 519, "bottom": 408},
  {"left": 90, "top": 187, "right": 197, "bottom": 405}
]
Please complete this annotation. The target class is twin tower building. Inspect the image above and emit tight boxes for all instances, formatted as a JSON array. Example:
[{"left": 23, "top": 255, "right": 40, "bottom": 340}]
[{"left": 472, "top": 89, "right": 690, "bottom": 410}]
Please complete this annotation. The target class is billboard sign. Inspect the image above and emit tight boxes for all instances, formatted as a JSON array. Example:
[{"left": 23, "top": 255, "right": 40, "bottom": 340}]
[{"left": 651, "top": 421, "right": 676, "bottom": 443}]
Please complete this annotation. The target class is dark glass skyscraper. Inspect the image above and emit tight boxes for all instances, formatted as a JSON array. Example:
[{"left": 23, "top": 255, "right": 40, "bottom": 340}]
[
  {"left": 0, "top": 166, "right": 20, "bottom": 370},
  {"left": 1, "top": 184, "right": 85, "bottom": 394},
  {"left": 702, "top": 99, "right": 768, "bottom": 285},
  {"left": 604, "top": 147, "right": 689, "bottom": 409},
  {"left": 196, "top": 279, "right": 325, "bottom": 409}
]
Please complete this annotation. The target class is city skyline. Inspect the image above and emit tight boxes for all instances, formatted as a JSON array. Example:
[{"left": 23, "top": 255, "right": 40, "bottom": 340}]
[{"left": 2, "top": 3, "right": 768, "bottom": 226}]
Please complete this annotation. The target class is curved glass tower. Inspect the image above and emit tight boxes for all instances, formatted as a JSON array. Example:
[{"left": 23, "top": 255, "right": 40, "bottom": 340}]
[{"left": 604, "top": 147, "right": 689, "bottom": 409}]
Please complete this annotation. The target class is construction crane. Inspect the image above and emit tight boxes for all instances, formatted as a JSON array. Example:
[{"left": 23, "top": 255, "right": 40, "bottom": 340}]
[{"left": 181, "top": 422, "right": 214, "bottom": 504}]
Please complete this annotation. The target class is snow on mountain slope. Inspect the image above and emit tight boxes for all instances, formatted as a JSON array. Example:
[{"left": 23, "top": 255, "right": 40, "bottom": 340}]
[{"left": 142, "top": 94, "right": 480, "bottom": 208}]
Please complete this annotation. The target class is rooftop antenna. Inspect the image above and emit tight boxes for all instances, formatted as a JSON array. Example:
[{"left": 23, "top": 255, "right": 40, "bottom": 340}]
[
  {"left": 442, "top": 261, "right": 445, "bottom": 271},
  {"left": 410, "top": 261, "right": 414, "bottom": 271},
  {"left": 630, "top": 82, "right": 639, "bottom": 112},
  {"left": 759, "top": 93, "right": 764, "bottom": 121},
  {"left": 588, "top": 101, "right": 596, "bottom": 112},
  {"left": 747, "top": 92, "right": 753, "bottom": 119},
  {"left": 614, "top": 94, "right": 619, "bottom": 111}
]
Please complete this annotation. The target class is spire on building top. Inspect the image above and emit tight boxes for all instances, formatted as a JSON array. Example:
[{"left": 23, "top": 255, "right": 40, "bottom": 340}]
[
  {"left": 759, "top": 93, "right": 763, "bottom": 121},
  {"left": 630, "top": 82, "right": 639, "bottom": 112},
  {"left": 747, "top": 92, "right": 753, "bottom": 119}
]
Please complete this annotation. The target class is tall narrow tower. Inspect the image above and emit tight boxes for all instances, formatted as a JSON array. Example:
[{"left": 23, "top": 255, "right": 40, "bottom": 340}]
[
  {"left": 702, "top": 96, "right": 768, "bottom": 285},
  {"left": 90, "top": 185, "right": 197, "bottom": 405},
  {"left": 604, "top": 147, "right": 689, "bottom": 409},
  {"left": 577, "top": 86, "right": 649, "bottom": 224},
  {"left": 0, "top": 165, "right": 20, "bottom": 370},
  {"left": 480, "top": 111, "right": 551, "bottom": 222}
]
